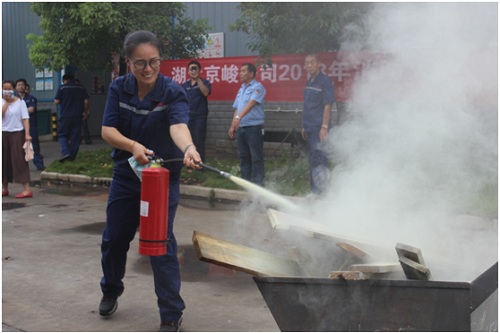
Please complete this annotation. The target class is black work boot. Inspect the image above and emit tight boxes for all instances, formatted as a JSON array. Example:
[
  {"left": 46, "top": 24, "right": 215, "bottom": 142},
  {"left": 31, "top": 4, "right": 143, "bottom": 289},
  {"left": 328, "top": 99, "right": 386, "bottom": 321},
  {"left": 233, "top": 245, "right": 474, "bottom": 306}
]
[
  {"left": 159, "top": 316, "right": 182, "bottom": 332},
  {"left": 99, "top": 294, "right": 119, "bottom": 316}
]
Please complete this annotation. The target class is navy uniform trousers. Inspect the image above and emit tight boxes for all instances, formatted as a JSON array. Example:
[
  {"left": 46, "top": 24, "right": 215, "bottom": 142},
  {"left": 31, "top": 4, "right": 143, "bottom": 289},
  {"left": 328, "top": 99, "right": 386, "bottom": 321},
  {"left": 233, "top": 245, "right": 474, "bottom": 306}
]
[{"left": 100, "top": 166, "right": 185, "bottom": 322}]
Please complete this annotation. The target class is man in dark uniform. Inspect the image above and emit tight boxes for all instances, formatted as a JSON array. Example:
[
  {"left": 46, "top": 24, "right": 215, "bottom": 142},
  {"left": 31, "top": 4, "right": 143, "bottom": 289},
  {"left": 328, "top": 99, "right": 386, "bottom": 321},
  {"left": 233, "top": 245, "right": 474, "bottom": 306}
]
[
  {"left": 301, "top": 53, "right": 335, "bottom": 194},
  {"left": 15, "top": 79, "right": 45, "bottom": 170},
  {"left": 54, "top": 73, "right": 90, "bottom": 162},
  {"left": 181, "top": 61, "right": 211, "bottom": 164}
]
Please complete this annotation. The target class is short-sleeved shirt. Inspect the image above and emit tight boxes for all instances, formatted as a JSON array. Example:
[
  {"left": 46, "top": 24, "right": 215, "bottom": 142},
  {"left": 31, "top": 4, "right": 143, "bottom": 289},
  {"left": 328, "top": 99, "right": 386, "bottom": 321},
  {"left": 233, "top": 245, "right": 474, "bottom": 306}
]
[
  {"left": 303, "top": 71, "right": 335, "bottom": 132},
  {"left": 102, "top": 73, "right": 190, "bottom": 173},
  {"left": 232, "top": 79, "right": 266, "bottom": 127},
  {"left": 20, "top": 93, "right": 37, "bottom": 123},
  {"left": 2, "top": 98, "right": 29, "bottom": 132},
  {"left": 181, "top": 78, "right": 211, "bottom": 119},
  {"left": 20, "top": 93, "right": 36, "bottom": 111},
  {"left": 54, "top": 80, "right": 89, "bottom": 118}
]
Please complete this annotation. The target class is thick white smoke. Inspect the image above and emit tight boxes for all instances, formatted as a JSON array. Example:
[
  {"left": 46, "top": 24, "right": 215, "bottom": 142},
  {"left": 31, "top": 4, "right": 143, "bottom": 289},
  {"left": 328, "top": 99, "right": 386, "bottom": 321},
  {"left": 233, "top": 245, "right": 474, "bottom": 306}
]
[{"left": 304, "top": 3, "right": 497, "bottom": 280}]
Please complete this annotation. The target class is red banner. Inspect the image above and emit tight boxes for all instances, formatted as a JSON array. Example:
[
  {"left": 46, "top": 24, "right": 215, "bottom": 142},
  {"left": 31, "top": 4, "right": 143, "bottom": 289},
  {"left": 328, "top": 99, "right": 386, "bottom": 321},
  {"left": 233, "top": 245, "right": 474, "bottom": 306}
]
[{"left": 160, "top": 52, "right": 364, "bottom": 102}]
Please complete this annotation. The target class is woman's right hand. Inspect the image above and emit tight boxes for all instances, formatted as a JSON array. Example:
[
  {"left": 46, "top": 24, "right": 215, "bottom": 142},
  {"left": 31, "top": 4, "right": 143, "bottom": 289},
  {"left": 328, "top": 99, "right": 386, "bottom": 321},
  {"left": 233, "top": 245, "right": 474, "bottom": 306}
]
[{"left": 130, "top": 140, "right": 154, "bottom": 165}]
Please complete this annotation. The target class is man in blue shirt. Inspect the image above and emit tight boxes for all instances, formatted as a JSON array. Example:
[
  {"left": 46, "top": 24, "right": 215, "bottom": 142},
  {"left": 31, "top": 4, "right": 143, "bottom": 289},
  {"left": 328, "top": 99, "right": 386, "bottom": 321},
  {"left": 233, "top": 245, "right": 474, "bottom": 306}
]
[
  {"left": 54, "top": 73, "right": 89, "bottom": 162},
  {"left": 302, "top": 53, "right": 335, "bottom": 194},
  {"left": 15, "top": 79, "right": 45, "bottom": 170},
  {"left": 182, "top": 61, "right": 211, "bottom": 165},
  {"left": 229, "top": 63, "right": 266, "bottom": 186}
]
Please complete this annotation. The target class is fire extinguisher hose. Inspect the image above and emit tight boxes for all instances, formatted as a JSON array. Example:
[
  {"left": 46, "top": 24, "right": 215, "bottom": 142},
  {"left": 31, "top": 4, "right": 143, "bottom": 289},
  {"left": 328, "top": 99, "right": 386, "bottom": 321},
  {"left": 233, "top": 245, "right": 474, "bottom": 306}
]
[{"left": 150, "top": 156, "right": 231, "bottom": 179}]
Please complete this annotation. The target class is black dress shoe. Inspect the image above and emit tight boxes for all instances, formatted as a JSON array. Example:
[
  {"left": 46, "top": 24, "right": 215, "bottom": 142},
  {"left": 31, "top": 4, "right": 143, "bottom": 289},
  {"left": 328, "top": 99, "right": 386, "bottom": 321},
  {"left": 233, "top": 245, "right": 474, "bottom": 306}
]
[
  {"left": 36, "top": 166, "right": 46, "bottom": 171},
  {"left": 99, "top": 294, "right": 119, "bottom": 316}
]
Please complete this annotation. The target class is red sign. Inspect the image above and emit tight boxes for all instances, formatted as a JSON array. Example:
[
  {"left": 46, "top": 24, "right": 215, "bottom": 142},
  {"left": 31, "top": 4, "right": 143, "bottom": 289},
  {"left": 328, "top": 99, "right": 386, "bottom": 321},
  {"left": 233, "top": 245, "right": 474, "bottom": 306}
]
[{"left": 160, "top": 52, "right": 365, "bottom": 102}]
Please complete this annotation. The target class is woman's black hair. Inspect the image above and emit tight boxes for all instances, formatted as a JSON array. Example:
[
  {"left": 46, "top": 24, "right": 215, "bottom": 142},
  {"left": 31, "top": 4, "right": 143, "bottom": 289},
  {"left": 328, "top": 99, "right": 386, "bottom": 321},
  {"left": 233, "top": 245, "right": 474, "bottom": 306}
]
[
  {"left": 122, "top": 30, "right": 163, "bottom": 58},
  {"left": 2, "top": 80, "right": 15, "bottom": 89}
]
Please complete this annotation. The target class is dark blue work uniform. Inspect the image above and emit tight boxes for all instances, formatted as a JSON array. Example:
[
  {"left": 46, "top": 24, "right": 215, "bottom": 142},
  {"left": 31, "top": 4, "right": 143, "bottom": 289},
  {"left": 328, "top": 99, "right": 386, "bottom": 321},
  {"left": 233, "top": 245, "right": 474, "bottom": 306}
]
[
  {"left": 18, "top": 93, "right": 45, "bottom": 169},
  {"left": 100, "top": 73, "right": 188, "bottom": 322},
  {"left": 54, "top": 80, "right": 89, "bottom": 160},
  {"left": 181, "top": 78, "right": 211, "bottom": 161},
  {"left": 303, "top": 71, "right": 335, "bottom": 194}
]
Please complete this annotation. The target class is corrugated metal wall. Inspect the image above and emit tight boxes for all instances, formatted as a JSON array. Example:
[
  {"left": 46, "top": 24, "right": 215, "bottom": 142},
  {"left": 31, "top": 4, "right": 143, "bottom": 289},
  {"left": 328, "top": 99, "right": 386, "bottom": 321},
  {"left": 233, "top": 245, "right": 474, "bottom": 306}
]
[
  {"left": 2, "top": 2, "right": 56, "bottom": 102},
  {"left": 184, "top": 2, "right": 255, "bottom": 57},
  {"left": 2, "top": 2, "right": 253, "bottom": 96}
]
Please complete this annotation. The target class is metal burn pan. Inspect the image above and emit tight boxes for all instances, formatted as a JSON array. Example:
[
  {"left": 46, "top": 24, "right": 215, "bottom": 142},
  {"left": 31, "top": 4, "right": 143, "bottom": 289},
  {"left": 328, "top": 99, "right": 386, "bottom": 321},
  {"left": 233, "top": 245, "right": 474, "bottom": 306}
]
[{"left": 253, "top": 262, "right": 497, "bottom": 332}]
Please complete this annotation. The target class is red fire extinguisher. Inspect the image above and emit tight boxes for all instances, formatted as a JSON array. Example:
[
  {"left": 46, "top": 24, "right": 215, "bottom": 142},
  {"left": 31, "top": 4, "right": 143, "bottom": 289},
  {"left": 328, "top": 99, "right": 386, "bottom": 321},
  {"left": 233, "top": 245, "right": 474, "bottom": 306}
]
[{"left": 139, "top": 165, "right": 169, "bottom": 256}]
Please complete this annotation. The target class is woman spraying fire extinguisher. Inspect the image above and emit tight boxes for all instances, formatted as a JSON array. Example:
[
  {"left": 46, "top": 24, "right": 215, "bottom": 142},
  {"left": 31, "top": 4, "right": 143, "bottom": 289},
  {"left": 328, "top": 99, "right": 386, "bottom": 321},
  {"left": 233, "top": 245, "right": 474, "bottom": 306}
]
[{"left": 99, "top": 30, "right": 201, "bottom": 332}]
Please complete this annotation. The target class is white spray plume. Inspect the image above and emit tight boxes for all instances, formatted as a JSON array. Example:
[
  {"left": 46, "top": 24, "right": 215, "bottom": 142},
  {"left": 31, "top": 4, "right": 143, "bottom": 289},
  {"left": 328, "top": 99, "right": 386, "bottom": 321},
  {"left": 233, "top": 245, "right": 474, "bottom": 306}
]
[{"left": 303, "top": 3, "right": 497, "bottom": 280}]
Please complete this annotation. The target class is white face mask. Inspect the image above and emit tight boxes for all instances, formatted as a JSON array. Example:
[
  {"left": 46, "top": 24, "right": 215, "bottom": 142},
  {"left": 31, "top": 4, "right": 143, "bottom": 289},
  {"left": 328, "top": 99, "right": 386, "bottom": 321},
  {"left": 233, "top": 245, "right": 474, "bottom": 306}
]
[{"left": 3, "top": 90, "right": 14, "bottom": 98}]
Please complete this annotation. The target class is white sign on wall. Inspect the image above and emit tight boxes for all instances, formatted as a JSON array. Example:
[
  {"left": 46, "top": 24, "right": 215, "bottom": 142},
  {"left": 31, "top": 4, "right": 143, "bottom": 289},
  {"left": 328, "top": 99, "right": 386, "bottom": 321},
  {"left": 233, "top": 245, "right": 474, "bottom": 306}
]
[{"left": 198, "top": 32, "right": 224, "bottom": 58}]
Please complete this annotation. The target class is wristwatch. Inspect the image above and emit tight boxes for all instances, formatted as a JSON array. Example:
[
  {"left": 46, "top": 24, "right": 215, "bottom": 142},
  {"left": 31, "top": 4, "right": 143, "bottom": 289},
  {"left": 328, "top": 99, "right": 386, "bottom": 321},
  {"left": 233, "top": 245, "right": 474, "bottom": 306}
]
[
  {"left": 235, "top": 115, "right": 240, "bottom": 120},
  {"left": 321, "top": 124, "right": 328, "bottom": 129}
]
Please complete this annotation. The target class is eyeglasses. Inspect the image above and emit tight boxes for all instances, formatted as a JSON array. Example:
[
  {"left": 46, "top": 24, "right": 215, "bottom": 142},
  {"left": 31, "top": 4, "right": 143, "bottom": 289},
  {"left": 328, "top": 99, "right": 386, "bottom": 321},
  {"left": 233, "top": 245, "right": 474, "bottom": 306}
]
[
  {"left": 189, "top": 66, "right": 199, "bottom": 71},
  {"left": 128, "top": 57, "right": 161, "bottom": 70}
]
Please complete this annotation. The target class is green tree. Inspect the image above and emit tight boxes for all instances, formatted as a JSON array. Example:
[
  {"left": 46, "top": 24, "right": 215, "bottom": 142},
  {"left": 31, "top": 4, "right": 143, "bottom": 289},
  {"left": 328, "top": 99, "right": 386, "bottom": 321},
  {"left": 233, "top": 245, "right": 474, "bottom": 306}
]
[
  {"left": 230, "top": 2, "right": 370, "bottom": 61},
  {"left": 28, "top": 2, "right": 210, "bottom": 71}
]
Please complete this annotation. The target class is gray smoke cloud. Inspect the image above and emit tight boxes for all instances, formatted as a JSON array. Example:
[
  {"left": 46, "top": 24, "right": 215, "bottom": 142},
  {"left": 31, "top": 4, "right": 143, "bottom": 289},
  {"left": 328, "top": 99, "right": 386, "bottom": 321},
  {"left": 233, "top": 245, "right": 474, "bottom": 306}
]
[{"left": 301, "top": 2, "right": 498, "bottom": 280}]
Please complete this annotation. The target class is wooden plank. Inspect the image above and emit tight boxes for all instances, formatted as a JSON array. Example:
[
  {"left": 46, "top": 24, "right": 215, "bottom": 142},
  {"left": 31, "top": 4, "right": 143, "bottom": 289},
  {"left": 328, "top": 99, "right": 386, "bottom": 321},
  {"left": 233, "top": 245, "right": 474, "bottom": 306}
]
[
  {"left": 336, "top": 242, "right": 374, "bottom": 262},
  {"left": 398, "top": 257, "right": 433, "bottom": 281},
  {"left": 267, "top": 209, "right": 395, "bottom": 261},
  {"left": 348, "top": 263, "right": 401, "bottom": 273},
  {"left": 395, "top": 243, "right": 433, "bottom": 281},
  {"left": 329, "top": 271, "right": 370, "bottom": 280},
  {"left": 192, "top": 230, "right": 305, "bottom": 277}
]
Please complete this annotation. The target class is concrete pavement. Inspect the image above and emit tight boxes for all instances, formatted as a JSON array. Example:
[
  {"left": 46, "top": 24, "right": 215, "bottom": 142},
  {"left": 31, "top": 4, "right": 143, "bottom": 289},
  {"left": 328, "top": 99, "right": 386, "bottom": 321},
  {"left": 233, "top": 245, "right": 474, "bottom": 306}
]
[{"left": 3, "top": 136, "right": 283, "bottom": 332}]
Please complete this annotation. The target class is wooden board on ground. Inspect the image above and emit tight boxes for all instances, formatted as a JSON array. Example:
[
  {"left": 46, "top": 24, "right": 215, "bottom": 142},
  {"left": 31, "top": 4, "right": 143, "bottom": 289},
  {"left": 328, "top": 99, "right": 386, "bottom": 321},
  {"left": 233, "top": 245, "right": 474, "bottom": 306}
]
[
  {"left": 192, "top": 230, "right": 305, "bottom": 277},
  {"left": 396, "top": 242, "right": 433, "bottom": 281},
  {"left": 267, "top": 209, "right": 395, "bottom": 261}
]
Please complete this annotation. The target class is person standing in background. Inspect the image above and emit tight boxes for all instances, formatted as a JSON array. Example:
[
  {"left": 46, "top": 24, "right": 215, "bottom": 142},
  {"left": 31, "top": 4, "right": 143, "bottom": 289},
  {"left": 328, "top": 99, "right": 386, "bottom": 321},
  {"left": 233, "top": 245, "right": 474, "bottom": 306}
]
[
  {"left": 301, "top": 53, "right": 335, "bottom": 195},
  {"left": 16, "top": 79, "right": 45, "bottom": 171},
  {"left": 54, "top": 73, "right": 90, "bottom": 162},
  {"left": 228, "top": 63, "right": 266, "bottom": 186},
  {"left": 75, "top": 79, "right": 92, "bottom": 144},
  {"left": 2, "top": 80, "right": 32, "bottom": 198},
  {"left": 182, "top": 61, "right": 211, "bottom": 169}
]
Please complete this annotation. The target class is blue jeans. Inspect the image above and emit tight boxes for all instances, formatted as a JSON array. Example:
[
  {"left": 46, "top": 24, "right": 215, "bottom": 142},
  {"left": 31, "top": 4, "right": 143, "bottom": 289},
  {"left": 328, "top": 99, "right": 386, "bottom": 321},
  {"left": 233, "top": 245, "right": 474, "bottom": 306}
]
[
  {"left": 236, "top": 125, "right": 265, "bottom": 186},
  {"left": 305, "top": 130, "right": 330, "bottom": 194},
  {"left": 188, "top": 116, "right": 208, "bottom": 162},
  {"left": 58, "top": 117, "right": 82, "bottom": 160}
]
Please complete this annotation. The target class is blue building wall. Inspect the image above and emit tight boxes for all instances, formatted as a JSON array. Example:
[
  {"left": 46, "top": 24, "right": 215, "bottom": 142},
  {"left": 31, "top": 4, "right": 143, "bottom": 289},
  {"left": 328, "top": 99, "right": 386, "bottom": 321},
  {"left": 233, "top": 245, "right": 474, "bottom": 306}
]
[
  {"left": 2, "top": 2, "right": 255, "bottom": 138},
  {"left": 184, "top": 2, "right": 255, "bottom": 57},
  {"left": 2, "top": 2, "right": 253, "bottom": 87},
  {"left": 2, "top": 2, "right": 57, "bottom": 103}
]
